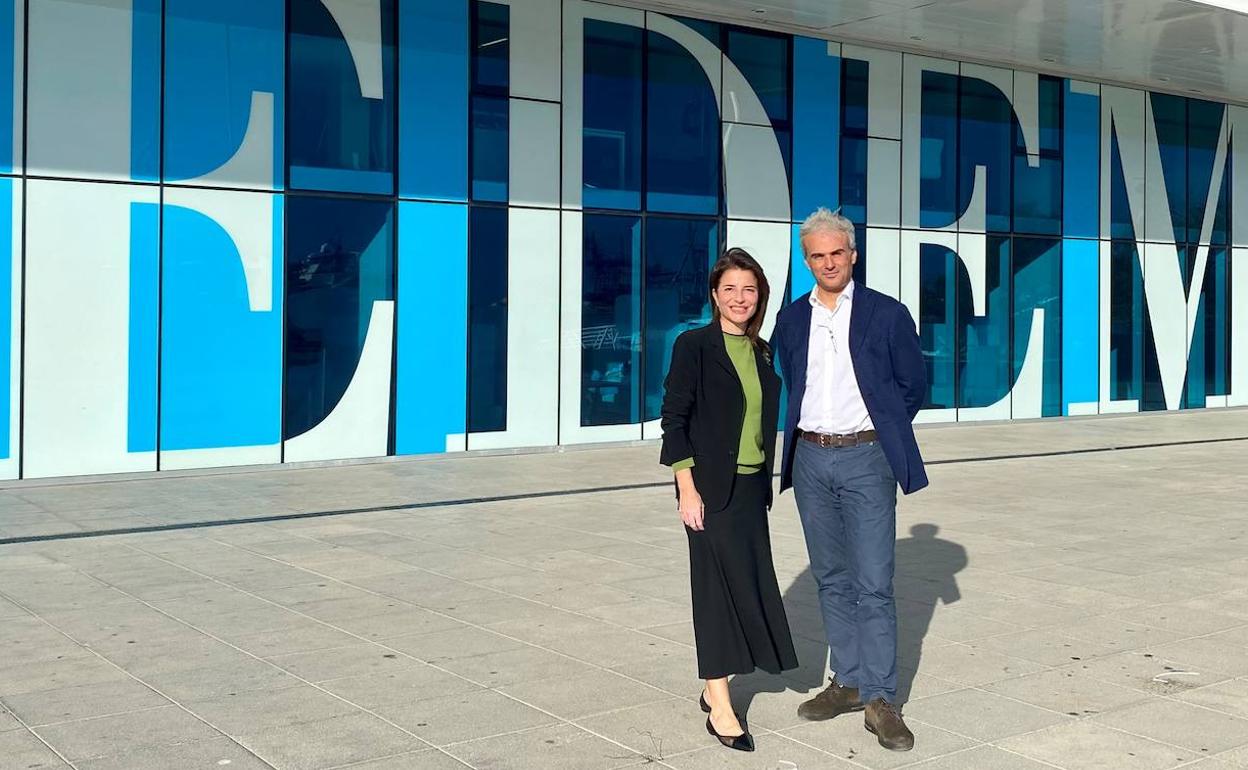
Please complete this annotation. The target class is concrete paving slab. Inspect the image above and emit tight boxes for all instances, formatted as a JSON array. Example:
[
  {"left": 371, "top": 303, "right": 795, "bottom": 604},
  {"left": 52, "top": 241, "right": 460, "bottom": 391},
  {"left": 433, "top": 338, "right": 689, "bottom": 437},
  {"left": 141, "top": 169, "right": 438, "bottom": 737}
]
[
  {"left": 1092, "top": 699, "right": 1248, "bottom": 754},
  {"left": 0, "top": 728, "right": 71, "bottom": 768},
  {"left": 997, "top": 720, "right": 1199, "bottom": 769},
  {"left": 902, "top": 688, "right": 1071, "bottom": 742},
  {"left": 32, "top": 705, "right": 222, "bottom": 761},
  {"left": 498, "top": 669, "right": 671, "bottom": 721},
  {"left": 1, "top": 411, "right": 1247, "bottom": 769},
  {"left": 183, "top": 685, "right": 359, "bottom": 736},
  {"left": 237, "top": 712, "right": 428, "bottom": 770},
  {"left": 445, "top": 723, "right": 645, "bottom": 770},
  {"left": 373, "top": 689, "right": 558, "bottom": 746},
  {"left": 2, "top": 679, "right": 170, "bottom": 727},
  {"left": 75, "top": 736, "right": 269, "bottom": 770}
]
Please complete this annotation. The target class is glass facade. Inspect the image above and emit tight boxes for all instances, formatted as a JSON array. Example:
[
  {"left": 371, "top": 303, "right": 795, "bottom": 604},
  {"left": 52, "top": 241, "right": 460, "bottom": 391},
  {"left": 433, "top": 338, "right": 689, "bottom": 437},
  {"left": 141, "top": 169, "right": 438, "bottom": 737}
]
[{"left": 2, "top": 0, "right": 1246, "bottom": 480}]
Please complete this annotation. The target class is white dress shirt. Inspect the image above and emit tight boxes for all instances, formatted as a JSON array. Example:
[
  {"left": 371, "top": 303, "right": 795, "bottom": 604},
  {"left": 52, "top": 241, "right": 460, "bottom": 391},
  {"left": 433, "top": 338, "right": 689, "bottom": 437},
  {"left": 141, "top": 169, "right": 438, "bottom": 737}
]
[{"left": 798, "top": 281, "right": 875, "bottom": 435}]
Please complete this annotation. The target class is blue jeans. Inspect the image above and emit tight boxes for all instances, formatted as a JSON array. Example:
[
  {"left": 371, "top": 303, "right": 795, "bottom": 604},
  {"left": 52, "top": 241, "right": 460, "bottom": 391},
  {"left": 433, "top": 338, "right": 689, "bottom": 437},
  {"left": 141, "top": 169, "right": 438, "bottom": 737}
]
[{"left": 792, "top": 437, "right": 899, "bottom": 704}]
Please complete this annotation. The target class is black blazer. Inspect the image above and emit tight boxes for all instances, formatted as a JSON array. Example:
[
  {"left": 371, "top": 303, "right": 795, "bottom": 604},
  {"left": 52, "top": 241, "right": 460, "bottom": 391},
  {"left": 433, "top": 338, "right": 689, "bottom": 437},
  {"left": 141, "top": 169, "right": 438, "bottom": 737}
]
[{"left": 659, "top": 323, "right": 781, "bottom": 513}]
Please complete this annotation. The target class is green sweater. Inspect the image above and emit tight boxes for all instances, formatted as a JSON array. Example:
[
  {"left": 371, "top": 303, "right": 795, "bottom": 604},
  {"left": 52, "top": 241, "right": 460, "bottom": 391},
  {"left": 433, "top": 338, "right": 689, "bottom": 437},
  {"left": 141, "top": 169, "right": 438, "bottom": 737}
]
[{"left": 672, "top": 332, "right": 765, "bottom": 476}]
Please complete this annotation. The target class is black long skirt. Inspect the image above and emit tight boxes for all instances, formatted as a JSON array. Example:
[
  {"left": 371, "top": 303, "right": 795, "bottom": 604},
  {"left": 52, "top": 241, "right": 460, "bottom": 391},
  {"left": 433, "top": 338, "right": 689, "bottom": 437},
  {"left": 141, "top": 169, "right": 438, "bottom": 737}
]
[{"left": 686, "top": 471, "right": 798, "bottom": 679}]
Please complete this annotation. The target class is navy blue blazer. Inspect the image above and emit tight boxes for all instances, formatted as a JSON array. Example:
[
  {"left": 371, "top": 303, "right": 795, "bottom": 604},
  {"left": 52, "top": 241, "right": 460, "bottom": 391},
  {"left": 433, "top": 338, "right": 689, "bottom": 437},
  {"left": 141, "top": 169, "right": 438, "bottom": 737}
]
[{"left": 771, "top": 285, "right": 929, "bottom": 496}]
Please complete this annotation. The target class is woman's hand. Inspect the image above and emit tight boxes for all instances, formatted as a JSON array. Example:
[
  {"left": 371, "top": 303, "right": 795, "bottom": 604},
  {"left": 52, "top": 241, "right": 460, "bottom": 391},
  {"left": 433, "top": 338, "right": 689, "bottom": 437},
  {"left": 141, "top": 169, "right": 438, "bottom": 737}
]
[{"left": 675, "top": 469, "right": 705, "bottom": 531}]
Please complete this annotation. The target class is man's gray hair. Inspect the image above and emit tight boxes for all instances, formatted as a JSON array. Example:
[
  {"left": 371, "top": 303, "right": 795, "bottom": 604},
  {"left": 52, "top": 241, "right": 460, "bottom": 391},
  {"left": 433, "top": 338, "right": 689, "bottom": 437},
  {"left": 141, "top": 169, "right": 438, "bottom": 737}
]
[{"left": 799, "top": 207, "right": 856, "bottom": 254}]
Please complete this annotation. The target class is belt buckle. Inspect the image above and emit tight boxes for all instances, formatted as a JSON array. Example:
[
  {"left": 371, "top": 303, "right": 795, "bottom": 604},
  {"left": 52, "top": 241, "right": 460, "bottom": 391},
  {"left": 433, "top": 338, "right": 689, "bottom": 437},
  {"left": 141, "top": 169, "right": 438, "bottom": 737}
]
[{"left": 819, "top": 433, "right": 832, "bottom": 448}]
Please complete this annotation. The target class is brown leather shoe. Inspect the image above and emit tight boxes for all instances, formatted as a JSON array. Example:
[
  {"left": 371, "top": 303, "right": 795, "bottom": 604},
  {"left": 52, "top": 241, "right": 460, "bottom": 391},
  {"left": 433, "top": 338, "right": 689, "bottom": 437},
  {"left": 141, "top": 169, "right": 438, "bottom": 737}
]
[
  {"left": 797, "top": 676, "right": 864, "bottom": 721},
  {"left": 864, "top": 698, "right": 914, "bottom": 751}
]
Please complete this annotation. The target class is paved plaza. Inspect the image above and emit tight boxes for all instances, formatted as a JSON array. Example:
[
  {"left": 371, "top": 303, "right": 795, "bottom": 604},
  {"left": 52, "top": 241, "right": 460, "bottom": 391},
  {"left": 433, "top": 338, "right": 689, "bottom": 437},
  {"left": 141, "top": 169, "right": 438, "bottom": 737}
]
[{"left": 1, "top": 411, "right": 1247, "bottom": 769}]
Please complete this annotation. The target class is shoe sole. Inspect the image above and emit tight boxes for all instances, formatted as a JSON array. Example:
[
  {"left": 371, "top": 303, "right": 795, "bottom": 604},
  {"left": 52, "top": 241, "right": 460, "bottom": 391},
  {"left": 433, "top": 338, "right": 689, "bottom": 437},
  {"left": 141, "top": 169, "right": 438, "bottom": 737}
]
[
  {"left": 797, "top": 703, "right": 865, "bottom": 721},
  {"left": 864, "top": 721, "right": 914, "bottom": 752}
]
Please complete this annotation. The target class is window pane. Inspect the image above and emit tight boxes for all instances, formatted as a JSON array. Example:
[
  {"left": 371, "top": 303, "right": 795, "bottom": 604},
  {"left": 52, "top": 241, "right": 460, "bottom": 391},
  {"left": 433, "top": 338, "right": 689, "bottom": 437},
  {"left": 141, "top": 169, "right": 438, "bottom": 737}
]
[
  {"left": 1013, "top": 237, "right": 1063, "bottom": 417},
  {"left": 583, "top": 20, "right": 643, "bottom": 210},
  {"left": 472, "top": 1, "right": 508, "bottom": 94},
  {"left": 840, "top": 135, "right": 867, "bottom": 224},
  {"left": 646, "top": 27, "right": 720, "bottom": 215},
  {"left": 1108, "top": 133, "right": 1137, "bottom": 241},
  {"left": 842, "top": 58, "right": 869, "bottom": 137},
  {"left": 1013, "top": 155, "right": 1062, "bottom": 235},
  {"left": 1150, "top": 93, "right": 1187, "bottom": 245},
  {"left": 471, "top": 95, "right": 508, "bottom": 202},
  {"left": 1188, "top": 98, "right": 1227, "bottom": 245},
  {"left": 582, "top": 214, "right": 641, "bottom": 426},
  {"left": 1142, "top": 243, "right": 1185, "bottom": 411},
  {"left": 643, "top": 217, "right": 717, "bottom": 421},
  {"left": 726, "top": 29, "right": 789, "bottom": 125},
  {"left": 920, "top": 242, "right": 956, "bottom": 410},
  {"left": 468, "top": 206, "right": 507, "bottom": 432},
  {"left": 960, "top": 73, "right": 1011, "bottom": 233},
  {"left": 164, "top": 0, "right": 285, "bottom": 189},
  {"left": 1016, "top": 75, "right": 1062, "bottom": 155},
  {"left": 1193, "top": 245, "right": 1231, "bottom": 402},
  {"left": 958, "top": 237, "right": 1010, "bottom": 408},
  {"left": 1108, "top": 240, "right": 1143, "bottom": 402},
  {"left": 921, "top": 70, "right": 958, "bottom": 228},
  {"left": 289, "top": 0, "right": 396, "bottom": 195},
  {"left": 285, "top": 197, "right": 395, "bottom": 440}
]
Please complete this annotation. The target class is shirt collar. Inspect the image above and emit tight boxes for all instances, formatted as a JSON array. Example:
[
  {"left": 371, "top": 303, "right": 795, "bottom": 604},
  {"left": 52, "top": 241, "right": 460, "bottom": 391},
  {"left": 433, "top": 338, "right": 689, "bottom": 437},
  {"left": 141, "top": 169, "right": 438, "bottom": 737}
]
[{"left": 809, "top": 280, "right": 855, "bottom": 312}]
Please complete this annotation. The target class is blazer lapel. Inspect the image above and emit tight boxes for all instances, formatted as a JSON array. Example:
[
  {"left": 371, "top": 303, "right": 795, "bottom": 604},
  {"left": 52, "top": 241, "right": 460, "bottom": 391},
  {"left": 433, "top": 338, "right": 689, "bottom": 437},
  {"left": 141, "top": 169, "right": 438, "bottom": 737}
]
[
  {"left": 849, "top": 285, "right": 878, "bottom": 355},
  {"left": 791, "top": 295, "right": 813, "bottom": 388},
  {"left": 707, "top": 324, "right": 738, "bottom": 380}
]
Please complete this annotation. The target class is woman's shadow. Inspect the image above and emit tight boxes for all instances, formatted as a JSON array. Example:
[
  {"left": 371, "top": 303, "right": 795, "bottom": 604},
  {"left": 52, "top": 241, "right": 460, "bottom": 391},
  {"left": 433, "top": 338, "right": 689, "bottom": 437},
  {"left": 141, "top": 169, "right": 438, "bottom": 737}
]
[{"left": 730, "top": 524, "right": 967, "bottom": 716}]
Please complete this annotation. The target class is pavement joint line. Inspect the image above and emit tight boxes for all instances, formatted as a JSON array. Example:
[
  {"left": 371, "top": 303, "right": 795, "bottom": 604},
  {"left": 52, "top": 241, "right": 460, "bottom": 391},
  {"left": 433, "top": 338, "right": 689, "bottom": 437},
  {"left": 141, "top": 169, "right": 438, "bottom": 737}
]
[
  {"left": 204, "top": 531, "right": 1218, "bottom": 763},
  {"left": 6, "top": 548, "right": 460, "bottom": 769},
  {"left": 119, "top": 539, "right": 671, "bottom": 768},
  {"left": 4, "top": 434, "right": 1247, "bottom": 547},
  {"left": 0, "top": 698, "right": 79, "bottom": 770},
  {"left": 191, "top": 533, "right": 926, "bottom": 766},
  {"left": 0, "top": 589, "right": 277, "bottom": 770},
  {"left": 322, "top": 748, "right": 469, "bottom": 770}
]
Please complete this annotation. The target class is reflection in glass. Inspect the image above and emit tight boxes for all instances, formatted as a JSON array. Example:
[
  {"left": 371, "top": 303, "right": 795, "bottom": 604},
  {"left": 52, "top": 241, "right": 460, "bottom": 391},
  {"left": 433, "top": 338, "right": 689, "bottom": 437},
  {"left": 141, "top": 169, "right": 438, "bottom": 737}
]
[
  {"left": 1014, "top": 155, "right": 1062, "bottom": 235},
  {"left": 1188, "top": 98, "right": 1228, "bottom": 245},
  {"left": 468, "top": 206, "right": 507, "bottom": 432},
  {"left": 1108, "top": 133, "right": 1137, "bottom": 242},
  {"left": 960, "top": 73, "right": 1011, "bottom": 232},
  {"left": 643, "top": 217, "right": 717, "bottom": 421},
  {"left": 1186, "top": 245, "right": 1230, "bottom": 407},
  {"left": 726, "top": 29, "right": 790, "bottom": 126},
  {"left": 921, "top": 70, "right": 958, "bottom": 228},
  {"left": 289, "top": 0, "right": 395, "bottom": 194},
  {"left": 1013, "top": 238, "right": 1063, "bottom": 416},
  {"left": 646, "top": 27, "right": 720, "bottom": 214},
  {"left": 1108, "top": 240, "right": 1143, "bottom": 403},
  {"left": 1151, "top": 93, "right": 1187, "bottom": 245},
  {"left": 584, "top": 20, "right": 643, "bottom": 210},
  {"left": 842, "top": 58, "right": 868, "bottom": 137},
  {"left": 582, "top": 214, "right": 641, "bottom": 426},
  {"left": 959, "top": 237, "right": 1010, "bottom": 408},
  {"left": 471, "top": 96, "right": 508, "bottom": 202},
  {"left": 285, "top": 196, "right": 394, "bottom": 440},
  {"left": 840, "top": 135, "right": 867, "bottom": 224},
  {"left": 919, "top": 243, "right": 956, "bottom": 410},
  {"left": 472, "top": 1, "right": 508, "bottom": 94}
]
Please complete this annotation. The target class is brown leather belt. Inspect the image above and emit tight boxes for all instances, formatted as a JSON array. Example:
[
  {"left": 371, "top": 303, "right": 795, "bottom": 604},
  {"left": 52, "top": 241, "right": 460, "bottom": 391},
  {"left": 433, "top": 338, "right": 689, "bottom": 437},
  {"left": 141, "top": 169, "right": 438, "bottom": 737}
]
[{"left": 799, "top": 429, "right": 877, "bottom": 448}]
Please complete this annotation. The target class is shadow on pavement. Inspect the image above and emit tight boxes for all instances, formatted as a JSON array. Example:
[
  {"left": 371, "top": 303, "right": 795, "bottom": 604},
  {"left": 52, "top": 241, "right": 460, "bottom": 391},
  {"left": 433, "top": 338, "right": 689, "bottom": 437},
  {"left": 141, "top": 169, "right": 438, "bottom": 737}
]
[{"left": 729, "top": 524, "right": 967, "bottom": 720}]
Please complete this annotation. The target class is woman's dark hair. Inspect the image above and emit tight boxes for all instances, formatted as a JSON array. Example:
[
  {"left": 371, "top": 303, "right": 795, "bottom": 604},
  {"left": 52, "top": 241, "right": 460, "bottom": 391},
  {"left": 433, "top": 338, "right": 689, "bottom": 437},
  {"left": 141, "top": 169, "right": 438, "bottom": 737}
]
[{"left": 709, "top": 247, "right": 770, "bottom": 348}]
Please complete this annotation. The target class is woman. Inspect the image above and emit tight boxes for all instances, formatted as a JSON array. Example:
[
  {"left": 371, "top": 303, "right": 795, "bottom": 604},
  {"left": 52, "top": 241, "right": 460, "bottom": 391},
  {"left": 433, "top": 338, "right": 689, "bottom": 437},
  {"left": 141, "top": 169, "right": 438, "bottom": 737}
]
[{"left": 660, "top": 248, "right": 798, "bottom": 752}]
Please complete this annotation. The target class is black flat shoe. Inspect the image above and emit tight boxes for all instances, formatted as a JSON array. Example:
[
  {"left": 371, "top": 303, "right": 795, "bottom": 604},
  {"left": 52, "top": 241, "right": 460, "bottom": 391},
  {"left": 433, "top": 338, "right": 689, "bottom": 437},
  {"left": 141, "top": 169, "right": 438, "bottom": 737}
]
[{"left": 706, "top": 716, "right": 754, "bottom": 752}]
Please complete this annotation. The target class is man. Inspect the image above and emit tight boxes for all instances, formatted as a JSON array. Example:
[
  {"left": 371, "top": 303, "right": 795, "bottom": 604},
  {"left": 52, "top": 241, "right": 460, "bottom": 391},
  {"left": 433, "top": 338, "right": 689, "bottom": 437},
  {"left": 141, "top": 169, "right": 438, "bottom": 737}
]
[{"left": 771, "top": 208, "right": 928, "bottom": 752}]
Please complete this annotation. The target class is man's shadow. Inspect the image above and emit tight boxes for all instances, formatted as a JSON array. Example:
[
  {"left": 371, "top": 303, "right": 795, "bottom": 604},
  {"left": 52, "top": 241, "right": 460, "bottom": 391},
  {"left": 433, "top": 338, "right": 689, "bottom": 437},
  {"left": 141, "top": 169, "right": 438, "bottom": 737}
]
[{"left": 729, "top": 524, "right": 967, "bottom": 717}]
